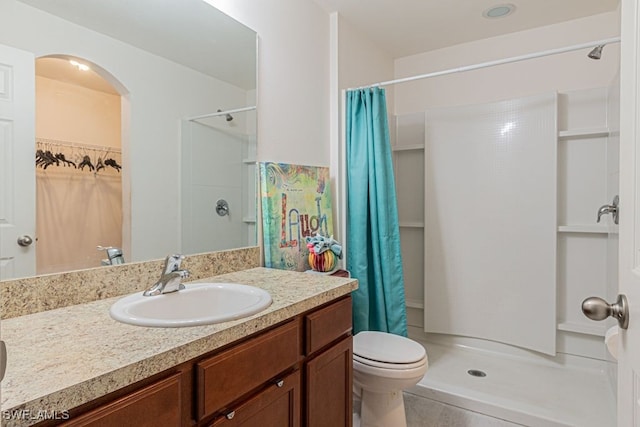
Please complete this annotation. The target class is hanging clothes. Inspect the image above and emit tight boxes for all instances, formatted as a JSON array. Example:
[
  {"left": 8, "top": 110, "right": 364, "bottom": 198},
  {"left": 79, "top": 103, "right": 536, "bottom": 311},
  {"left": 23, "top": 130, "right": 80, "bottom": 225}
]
[{"left": 346, "top": 87, "right": 408, "bottom": 336}]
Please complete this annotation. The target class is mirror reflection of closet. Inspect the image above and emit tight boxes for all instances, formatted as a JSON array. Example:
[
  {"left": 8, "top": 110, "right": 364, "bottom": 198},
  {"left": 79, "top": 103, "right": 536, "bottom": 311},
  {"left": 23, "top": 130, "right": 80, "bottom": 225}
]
[{"left": 35, "top": 56, "right": 124, "bottom": 274}]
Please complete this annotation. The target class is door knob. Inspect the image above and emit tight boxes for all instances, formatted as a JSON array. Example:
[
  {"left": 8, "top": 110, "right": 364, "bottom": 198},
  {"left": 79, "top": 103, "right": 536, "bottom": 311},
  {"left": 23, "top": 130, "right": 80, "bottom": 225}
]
[
  {"left": 17, "top": 235, "right": 33, "bottom": 247},
  {"left": 582, "top": 294, "right": 629, "bottom": 329}
]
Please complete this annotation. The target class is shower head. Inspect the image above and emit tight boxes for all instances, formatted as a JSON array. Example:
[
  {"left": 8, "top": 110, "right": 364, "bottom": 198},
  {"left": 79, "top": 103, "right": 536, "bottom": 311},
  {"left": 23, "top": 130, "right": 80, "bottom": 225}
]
[
  {"left": 217, "top": 109, "right": 234, "bottom": 122},
  {"left": 588, "top": 45, "right": 604, "bottom": 60}
]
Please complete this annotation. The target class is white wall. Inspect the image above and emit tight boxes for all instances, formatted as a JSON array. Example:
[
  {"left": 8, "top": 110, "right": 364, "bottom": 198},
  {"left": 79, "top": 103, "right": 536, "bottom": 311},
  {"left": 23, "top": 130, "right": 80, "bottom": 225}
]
[
  {"left": 0, "top": 0, "right": 248, "bottom": 262},
  {"left": 326, "top": 13, "right": 396, "bottom": 243},
  {"left": 394, "top": 11, "right": 620, "bottom": 113},
  {"left": 207, "top": 1, "right": 370, "bottom": 252},
  {"left": 335, "top": 15, "right": 395, "bottom": 98},
  {"left": 36, "top": 76, "right": 121, "bottom": 147},
  {"left": 206, "top": 0, "right": 332, "bottom": 167}
]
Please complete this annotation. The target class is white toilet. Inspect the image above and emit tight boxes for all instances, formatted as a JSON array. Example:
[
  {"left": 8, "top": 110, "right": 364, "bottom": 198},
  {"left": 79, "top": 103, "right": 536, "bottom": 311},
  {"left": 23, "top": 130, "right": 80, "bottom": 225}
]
[{"left": 352, "top": 331, "right": 428, "bottom": 427}]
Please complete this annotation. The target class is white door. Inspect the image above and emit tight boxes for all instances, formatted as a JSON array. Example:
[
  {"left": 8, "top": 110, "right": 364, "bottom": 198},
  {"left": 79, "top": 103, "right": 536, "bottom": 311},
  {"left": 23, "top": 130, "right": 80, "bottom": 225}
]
[
  {"left": 0, "top": 44, "right": 35, "bottom": 280},
  {"left": 618, "top": 0, "right": 640, "bottom": 425}
]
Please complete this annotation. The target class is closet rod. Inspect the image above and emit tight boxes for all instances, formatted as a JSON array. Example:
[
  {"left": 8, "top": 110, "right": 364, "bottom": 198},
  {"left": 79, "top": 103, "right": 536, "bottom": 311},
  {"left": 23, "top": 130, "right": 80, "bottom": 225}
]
[
  {"left": 36, "top": 138, "right": 121, "bottom": 154},
  {"left": 347, "top": 36, "right": 621, "bottom": 91},
  {"left": 185, "top": 106, "right": 256, "bottom": 122}
]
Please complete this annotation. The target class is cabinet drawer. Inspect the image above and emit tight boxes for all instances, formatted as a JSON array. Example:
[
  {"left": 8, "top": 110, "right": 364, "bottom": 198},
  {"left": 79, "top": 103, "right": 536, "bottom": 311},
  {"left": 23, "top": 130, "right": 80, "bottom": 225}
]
[
  {"left": 197, "top": 320, "right": 301, "bottom": 420},
  {"left": 61, "top": 373, "right": 182, "bottom": 427},
  {"left": 305, "top": 296, "right": 352, "bottom": 355},
  {"left": 209, "top": 370, "right": 300, "bottom": 427}
]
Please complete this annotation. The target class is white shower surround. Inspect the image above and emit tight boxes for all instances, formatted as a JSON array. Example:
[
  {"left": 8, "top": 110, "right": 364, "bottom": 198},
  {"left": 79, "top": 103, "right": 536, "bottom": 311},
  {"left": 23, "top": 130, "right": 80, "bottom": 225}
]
[
  {"left": 423, "top": 93, "right": 558, "bottom": 356},
  {"left": 393, "top": 86, "right": 617, "bottom": 425},
  {"left": 180, "top": 118, "right": 256, "bottom": 253},
  {"left": 383, "top": 11, "right": 621, "bottom": 425}
]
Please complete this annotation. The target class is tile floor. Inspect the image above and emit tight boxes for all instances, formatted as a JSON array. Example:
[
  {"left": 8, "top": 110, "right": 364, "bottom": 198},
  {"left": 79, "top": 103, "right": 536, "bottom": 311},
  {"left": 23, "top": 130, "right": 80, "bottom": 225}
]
[{"left": 404, "top": 392, "right": 523, "bottom": 427}]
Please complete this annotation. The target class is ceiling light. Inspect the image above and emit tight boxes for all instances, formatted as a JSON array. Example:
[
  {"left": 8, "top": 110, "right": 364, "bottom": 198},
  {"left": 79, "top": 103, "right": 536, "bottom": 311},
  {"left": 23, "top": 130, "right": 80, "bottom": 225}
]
[
  {"left": 483, "top": 4, "right": 515, "bottom": 19},
  {"left": 69, "top": 60, "right": 90, "bottom": 71}
]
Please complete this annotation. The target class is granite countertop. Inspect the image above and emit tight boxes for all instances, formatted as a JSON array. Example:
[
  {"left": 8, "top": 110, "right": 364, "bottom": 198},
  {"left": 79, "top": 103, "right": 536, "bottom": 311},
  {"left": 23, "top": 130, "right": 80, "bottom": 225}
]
[{"left": 1, "top": 267, "right": 357, "bottom": 426}]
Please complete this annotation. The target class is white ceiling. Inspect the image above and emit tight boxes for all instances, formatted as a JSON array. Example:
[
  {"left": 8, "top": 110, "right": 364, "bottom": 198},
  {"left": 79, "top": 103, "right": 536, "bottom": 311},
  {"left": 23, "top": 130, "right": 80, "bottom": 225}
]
[
  {"left": 314, "top": 0, "right": 619, "bottom": 58},
  {"left": 25, "top": 0, "right": 620, "bottom": 93}
]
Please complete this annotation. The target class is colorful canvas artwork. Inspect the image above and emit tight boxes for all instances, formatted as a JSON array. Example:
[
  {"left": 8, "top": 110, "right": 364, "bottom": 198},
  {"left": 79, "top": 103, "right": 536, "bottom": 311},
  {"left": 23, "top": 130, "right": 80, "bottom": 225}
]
[{"left": 259, "top": 162, "right": 333, "bottom": 271}]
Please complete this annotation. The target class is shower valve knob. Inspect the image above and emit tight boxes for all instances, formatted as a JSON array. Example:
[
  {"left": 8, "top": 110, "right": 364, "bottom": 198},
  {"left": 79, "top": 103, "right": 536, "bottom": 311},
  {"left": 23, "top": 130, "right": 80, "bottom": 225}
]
[
  {"left": 582, "top": 294, "right": 629, "bottom": 329},
  {"left": 215, "top": 199, "right": 229, "bottom": 217}
]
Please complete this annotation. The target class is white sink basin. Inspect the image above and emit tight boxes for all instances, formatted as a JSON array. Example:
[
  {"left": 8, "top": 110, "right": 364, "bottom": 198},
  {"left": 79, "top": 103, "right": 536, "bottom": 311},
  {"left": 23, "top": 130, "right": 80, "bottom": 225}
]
[{"left": 109, "top": 283, "right": 272, "bottom": 327}]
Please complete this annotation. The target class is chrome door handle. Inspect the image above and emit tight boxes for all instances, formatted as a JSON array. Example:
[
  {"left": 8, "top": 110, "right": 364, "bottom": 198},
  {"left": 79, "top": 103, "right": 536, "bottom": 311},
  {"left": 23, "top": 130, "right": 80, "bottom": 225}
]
[
  {"left": 582, "top": 294, "right": 629, "bottom": 329},
  {"left": 17, "top": 235, "right": 33, "bottom": 247}
]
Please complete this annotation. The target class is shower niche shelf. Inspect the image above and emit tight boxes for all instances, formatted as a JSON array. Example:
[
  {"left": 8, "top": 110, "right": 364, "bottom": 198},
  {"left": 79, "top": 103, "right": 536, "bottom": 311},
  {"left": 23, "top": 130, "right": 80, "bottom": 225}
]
[
  {"left": 553, "top": 87, "right": 617, "bottom": 359},
  {"left": 399, "top": 221, "right": 425, "bottom": 228},
  {"left": 557, "top": 225, "right": 617, "bottom": 234},
  {"left": 405, "top": 298, "right": 425, "bottom": 310},
  {"left": 558, "top": 127, "right": 610, "bottom": 139},
  {"left": 392, "top": 144, "right": 425, "bottom": 152},
  {"left": 557, "top": 321, "right": 607, "bottom": 337}
]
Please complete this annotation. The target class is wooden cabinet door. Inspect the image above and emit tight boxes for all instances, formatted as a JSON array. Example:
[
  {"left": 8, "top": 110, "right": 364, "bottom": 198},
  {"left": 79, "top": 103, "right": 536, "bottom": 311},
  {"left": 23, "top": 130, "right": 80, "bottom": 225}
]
[
  {"left": 305, "top": 336, "right": 352, "bottom": 427},
  {"left": 197, "top": 320, "right": 301, "bottom": 421},
  {"left": 60, "top": 373, "right": 182, "bottom": 427},
  {"left": 210, "top": 370, "right": 300, "bottom": 427}
]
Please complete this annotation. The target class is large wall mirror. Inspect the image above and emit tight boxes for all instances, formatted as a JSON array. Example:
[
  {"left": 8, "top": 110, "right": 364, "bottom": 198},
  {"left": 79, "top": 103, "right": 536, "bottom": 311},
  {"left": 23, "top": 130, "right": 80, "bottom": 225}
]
[{"left": 0, "top": 0, "right": 257, "bottom": 280}]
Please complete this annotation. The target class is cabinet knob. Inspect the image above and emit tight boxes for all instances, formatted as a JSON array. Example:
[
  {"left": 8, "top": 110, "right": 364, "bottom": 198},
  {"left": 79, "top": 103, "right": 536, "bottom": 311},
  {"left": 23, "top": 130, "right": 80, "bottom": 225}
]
[
  {"left": 276, "top": 379, "right": 284, "bottom": 388},
  {"left": 225, "top": 411, "right": 235, "bottom": 420}
]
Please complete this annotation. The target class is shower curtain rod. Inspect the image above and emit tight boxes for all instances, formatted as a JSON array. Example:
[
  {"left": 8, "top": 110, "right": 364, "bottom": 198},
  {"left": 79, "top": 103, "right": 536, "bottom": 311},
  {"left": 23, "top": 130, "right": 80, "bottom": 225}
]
[
  {"left": 185, "top": 105, "right": 256, "bottom": 122},
  {"left": 347, "top": 36, "right": 621, "bottom": 91}
]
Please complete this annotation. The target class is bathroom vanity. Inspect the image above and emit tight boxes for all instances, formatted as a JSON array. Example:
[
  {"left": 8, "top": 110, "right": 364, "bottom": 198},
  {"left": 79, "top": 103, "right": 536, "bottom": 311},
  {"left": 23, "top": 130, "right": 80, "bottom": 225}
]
[{"left": 1, "top": 266, "right": 357, "bottom": 427}]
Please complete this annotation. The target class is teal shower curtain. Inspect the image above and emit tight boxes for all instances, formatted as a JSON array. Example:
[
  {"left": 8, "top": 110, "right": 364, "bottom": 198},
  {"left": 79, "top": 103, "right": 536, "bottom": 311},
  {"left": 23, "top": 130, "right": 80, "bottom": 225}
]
[{"left": 346, "top": 88, "right": 408, "bottom": 336}]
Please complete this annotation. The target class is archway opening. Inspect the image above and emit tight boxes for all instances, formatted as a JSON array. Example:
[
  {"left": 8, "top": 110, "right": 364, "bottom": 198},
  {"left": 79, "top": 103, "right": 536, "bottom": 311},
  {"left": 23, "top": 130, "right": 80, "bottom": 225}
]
[{"left": 34, "top": 55, "right": 129, "bottom": 273}]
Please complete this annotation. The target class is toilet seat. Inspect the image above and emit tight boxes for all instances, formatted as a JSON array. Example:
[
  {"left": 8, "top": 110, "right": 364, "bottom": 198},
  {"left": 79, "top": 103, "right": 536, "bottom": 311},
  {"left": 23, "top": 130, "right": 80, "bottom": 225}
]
[
  {"left": 353, "top": 331, "right": 427, "bottom": 370},
  {"left": 353, "top": 353, "right": 427, "bottom": 370}
]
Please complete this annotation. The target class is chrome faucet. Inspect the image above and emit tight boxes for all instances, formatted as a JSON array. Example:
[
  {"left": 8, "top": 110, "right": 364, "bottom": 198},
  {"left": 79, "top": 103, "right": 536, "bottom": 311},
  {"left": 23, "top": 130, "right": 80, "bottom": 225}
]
[
  {"left": 97, "top": 246, "right": 125, "bottom": 266},
  {"left": 143, "top": 254, "right": 190, "bottom": 296},
  {"left": 596, "top": 195, "right": 619, "bottom": 225}
]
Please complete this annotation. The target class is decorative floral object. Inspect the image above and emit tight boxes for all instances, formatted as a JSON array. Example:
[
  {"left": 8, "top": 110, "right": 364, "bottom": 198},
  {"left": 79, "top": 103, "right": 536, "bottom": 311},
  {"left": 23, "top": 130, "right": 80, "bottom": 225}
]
[{"left": 305, "top": 234, "right": 342, "bottom": 272}]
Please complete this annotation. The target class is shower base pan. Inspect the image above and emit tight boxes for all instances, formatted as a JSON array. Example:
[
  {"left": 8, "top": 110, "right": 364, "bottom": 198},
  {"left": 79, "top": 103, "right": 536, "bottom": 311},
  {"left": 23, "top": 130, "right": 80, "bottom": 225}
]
[{"left": 407, "top": 340, "right": 616, "bottom": 427}]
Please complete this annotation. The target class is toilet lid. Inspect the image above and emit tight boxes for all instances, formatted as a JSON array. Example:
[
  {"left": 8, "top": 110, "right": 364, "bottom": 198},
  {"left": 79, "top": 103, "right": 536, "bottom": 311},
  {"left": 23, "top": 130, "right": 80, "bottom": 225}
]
[{"left": 353, "top": 331, "right": 426, "bottom": 364}]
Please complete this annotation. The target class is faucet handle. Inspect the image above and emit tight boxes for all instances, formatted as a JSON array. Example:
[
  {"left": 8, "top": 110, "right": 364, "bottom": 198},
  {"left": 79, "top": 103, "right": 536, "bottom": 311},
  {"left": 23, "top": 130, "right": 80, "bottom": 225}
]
[
  {"left": 596, "top": 195, "right": 619, "bottom": 225},
  {"left": 162, "top": 254, "right": 185, "bottom": 274}
]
